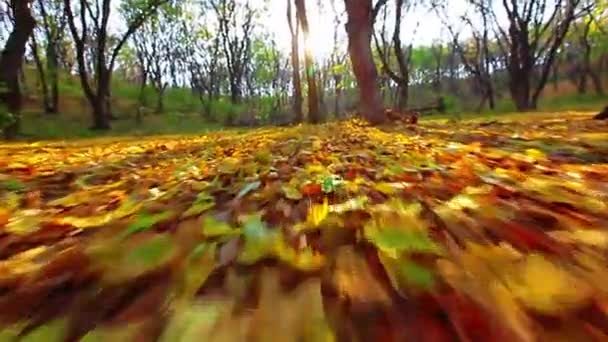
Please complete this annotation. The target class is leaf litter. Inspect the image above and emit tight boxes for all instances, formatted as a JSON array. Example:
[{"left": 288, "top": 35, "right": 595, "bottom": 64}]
[{"left": 1, "top": 113, "right": 608, "bottom": 340}]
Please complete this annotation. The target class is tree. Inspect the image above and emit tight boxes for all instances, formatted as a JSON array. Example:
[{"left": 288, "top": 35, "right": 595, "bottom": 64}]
[
  {"left": 286, "top": 0, "right": 302, "bottom": 123},
  {"left": 492, "top": 0, "right": 583, "bottom": 110},
  {"left": 344, "top": 0, "right": 386, "bottom": 124},
  {"left": 373, "top": 0, "right": 415, "bottom": 110},
  {"left": 570, "top": 1, "right": 605, "bottom": 95},
  {"left": 294, "top": 0, "right": 320, "bottom": 123},
  {"left": 210, "top": 0, "right": 255, "bottom": 106},
  {"left": 0, "top": 0, "right": 36, "bottom": 139},
  {"left": 187, "top": 24, "right": 223, "bottom": 119},
  {"left": 434, "top": 0, "right": 496, "bottom": 111},
  {"left": 63, "top": 0, "right": 171, "bottom": 130},
  {"left": 329, "top": 0, "right": 348, "bottom": 118},
  {"left": 30, "top": 0, "right": 67, "bottom": 114},
  {"left": 128, "top": 3, "right": 181, "bottom": 113}
]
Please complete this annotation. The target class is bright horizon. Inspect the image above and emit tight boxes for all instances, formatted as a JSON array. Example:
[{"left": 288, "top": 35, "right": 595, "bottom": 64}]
[{"left": 266, "top": 0, "right": 470, "bottom": 61}]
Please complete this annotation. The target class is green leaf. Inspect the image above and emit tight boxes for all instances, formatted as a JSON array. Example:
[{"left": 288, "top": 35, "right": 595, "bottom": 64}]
[
  {"left": 1, "top": 178, "right": 25, "bottom": 192},
  {"left": 379, "top": 252, "right": 435, "bottom": 292},
  {"left": 238, "top": 214, "right": 276, "bottom": 265},
  {"left": 182, "top": 193, "right": 215, "bottom": 218},
  {"left": 122, "top": 211, "right": 174, "bottom": 238},
  {"left": 365, "top": 226, "right": 442, "bottom": 257},
  {"left": 282, "top": 184, "right": 303, "bottom": 200},
  {"left": 124, "top": 234, "right": 175, "bottom": 273},
  {"left": 81, "top": 323, "right": 142, "bottom": 342},
  {"left": 21, "top": 319, "right": 67, "bottom": 342},
  {"left": 202, "top": 216, "right": 238, "bottom": 238},
  {"left": 321, "top": 175, "right": 343, "bottom": 194},
  {"left": 177, "top": 243, "right": 217, "bottom": 303},
  {"left": 160, "top": 301, "right": 229, "bottom": 342},
  {"left": 237, "top": 180, "right": 261, "bottom": 198}
]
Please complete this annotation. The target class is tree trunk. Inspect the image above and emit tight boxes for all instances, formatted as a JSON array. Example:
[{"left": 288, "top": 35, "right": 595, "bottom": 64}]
[
  {"left": 91, "top": 72, "right": 111, "bottom": 130},
  {"left": 47, "top": 41, "right": 59, "bottom": 113},
  {"left": 590, "top": 70, "right": 604, "bottom": 95},
  {"left": 287, "top": 0, "right": 304, "bottom": 123},
  {"left": 397, "top": 82, "right": 408, "bottom": 110},
  {"left": 509, "top": 64, "right": 533, "bottom": 111},
  {"left": 295, "top": 0, "right": 320, "bottom": 124},
  {"left": 344, "top": 0, "right": 385, "bottom": 124},
  {"left": 0, "top": 0, "right": 36, "bottom": 139},
  {"left": 156, "top": 86, "right": 166, "bottom": 114},
  {"left": 31, "top": 36, "right": 53, "bottom": 114},
  {"left": 334, "top": 74, "right": 342, "bottom": 117}
]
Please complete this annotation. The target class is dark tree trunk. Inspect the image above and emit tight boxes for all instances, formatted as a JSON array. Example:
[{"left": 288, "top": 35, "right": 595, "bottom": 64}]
[
  {"left": 510, "top": 73, "right": 534, "bottom": 111},
  {"left": 397, "top": 82, "right": 408, "bottom": 110},
  {"left": 31, "top": 35, "right": 53, "bottom": 114},
  {"left": 344, "top": 0, "right": 385, "bottom": 124},
  {"left": 0, "top": 0, "right": 36, "bottom": 139},
  {"left": 287, "top": 0, "right": 303, "bottom": 123},
  {"left": 155, "top": 85, "right": 166, "bottom": 113},
  {"left": 91, "top": 72, "right": 111, "bottom": 130},
  {"left": 47, "top": 41, "right": 59, "bottom": 113}
]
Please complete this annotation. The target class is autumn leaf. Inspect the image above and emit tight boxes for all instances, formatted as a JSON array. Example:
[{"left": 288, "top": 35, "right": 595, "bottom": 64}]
[
  {"left": 237, "top": 180, "right": 261, "bottom": 198},
  {"left": 1, "top": 178, "right": 25, "bottom": 192},
  {"left": 81, "top": 323, "right": 143, "bottom": 342},
  {"left": 504, "top": 254, "right": 592, "bottom": 314},
  {"left": 378, "top": 251, "right": 435, "bottom": 294},
  {"left": 364, "top": 216, "right": 442, "bottom": 258},
  {"left": 58, "top": 198, "right": 141, "bottom": 228},
  {"left": 202, "top": 216, "right": 238, "bottom": 238},
  {"left": 122, "top": 210, "right": 174, "bottom": 237},
  {"left": 238, "top": 214, "right": 277, "bottom": 264},
  {"left": 218, "top": 157, "right": 240, "bottom": 174},
  {"left": 332, "top": 246, "right": 390, "bottom": 305},
  {"left": 182, "top": 192, "right": 215, "bottom": 218},
  {"left": 20, "top": 319, "right": 67, "bottom": 342},
  {"left": 282, "top": 184, "right": 303, "bottom": 200},
  {"left": 175, "top": 242, "right": 217, "bottom": 304},
  {"left": 307, "top": 198, "right": 329, "bottom": 227}
]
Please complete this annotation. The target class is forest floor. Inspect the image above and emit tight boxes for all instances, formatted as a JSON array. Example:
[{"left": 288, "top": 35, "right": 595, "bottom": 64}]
[{"left": 1, "top": 111, "right": 608, "bottom": 341}]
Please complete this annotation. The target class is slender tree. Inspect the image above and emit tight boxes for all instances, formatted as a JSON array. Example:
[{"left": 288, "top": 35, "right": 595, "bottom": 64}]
[
  {"left": 210, "top": 0, "right": 255, "bottom": 105},
  {"left": 295, "top": 0, "right": 320, "bottom": 123},
  {"left": 28, "top": 0, "right": 66, "bottom": 115},
  {"left": 63, "top": 0, "right": 170, "bottom": 129},
  {"left": 287, "top": 0, "right": 303, "bottom": 123},
  {"left": 373, "top": 0, "right": 416, "bottom": 110}
]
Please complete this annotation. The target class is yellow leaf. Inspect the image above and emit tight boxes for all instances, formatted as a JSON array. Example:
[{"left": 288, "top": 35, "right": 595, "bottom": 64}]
[
  {"left": 549, "top": 230, "right": 608, "bottom": 248},
  {"left": 374, "top": 182, "right": 397, "bottom": 195},
  {"left": 58, "top": 199, "right": 141, "bottom": 228},
  {"left": 282, "top": 184, "right": 303, "bottom": 200},
  {"left": 218, "top": 157, "right": 240, "bottom": 174},
  {"left": 307, "top": 198, "right": 329, "bottom": 227},
  {"left": 306, "top": 164, "right": 325, "bottom": 174},
  {"left": 504, "top": 254, "right": 592, "bottom": 314},
  {"left": 525, "top": 148, "right": 546, "bottom": 160}
]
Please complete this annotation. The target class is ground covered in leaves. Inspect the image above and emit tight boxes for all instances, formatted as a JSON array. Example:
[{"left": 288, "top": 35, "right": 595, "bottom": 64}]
[{"left": 2, "top": 112, "right": 608, "bottom": 341}]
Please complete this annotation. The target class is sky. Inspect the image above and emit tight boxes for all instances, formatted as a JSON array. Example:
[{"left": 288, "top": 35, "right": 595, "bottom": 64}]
[{"left": 266, "top": 0, "right": 471, "bottom": 61}]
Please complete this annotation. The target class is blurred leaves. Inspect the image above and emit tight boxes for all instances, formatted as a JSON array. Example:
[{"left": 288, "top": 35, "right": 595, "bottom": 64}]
[{"left": 1, "top": 114, "right": 608, "bottom": 339}]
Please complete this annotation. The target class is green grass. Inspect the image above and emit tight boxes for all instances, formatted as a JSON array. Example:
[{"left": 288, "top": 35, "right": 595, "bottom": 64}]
[
  {"left": 422, "top": 93, "right": 604, "bottom": 122},
  {"left": 20, "top": 111, "right": 222, "bottom": 140}
]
